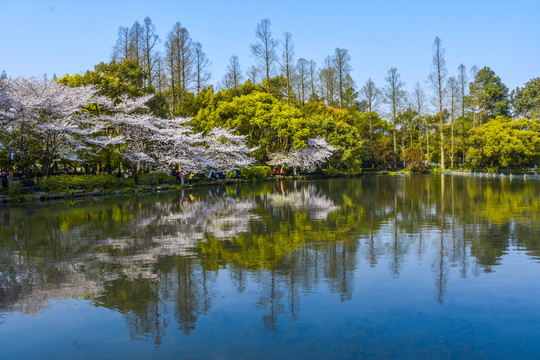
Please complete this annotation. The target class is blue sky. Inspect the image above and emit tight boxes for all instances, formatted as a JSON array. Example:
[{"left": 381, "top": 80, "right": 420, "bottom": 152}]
[{"left": 2, "top": 0, "right": 539, "bottom": 96}]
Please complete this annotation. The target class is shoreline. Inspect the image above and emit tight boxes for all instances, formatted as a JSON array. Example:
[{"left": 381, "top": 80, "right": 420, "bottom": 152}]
[{"left": 1, "top": 170, "right": 538, "bottom": 205}]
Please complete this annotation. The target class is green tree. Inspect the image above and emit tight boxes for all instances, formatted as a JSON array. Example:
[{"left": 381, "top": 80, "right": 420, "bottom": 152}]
[
  {"left": 57, "top": 59, "right": 169, "bottom": 117},
  {"left": 403, "top": 145, "right": 426, "bottom": 171},
  {"left": 468, "top": 66, "right": 509, "bottom": 123},
  {"left": 448, "top": 76, "right": 459, "bottom": 167},
  {"left": 58, "top": 59, "right": 146, "bottom": 100},
  {"left": 374, "top": 137, "right": 394, "bottom": 167},
  {"left": 192, "top": 91, "right": 306, "bottom": 161},
  {"left": 383, "top": 67, "right": 407, "bottom": 167},
  {"left": 263, "top": 75, "right": 288, "bottom": 101},
  {"left": 512, "top": 77, "right": 540, "bottom": 119},
  {"left": 360, "top": 79, "right": 382, "bottom": 166},
  {"left": 467, "top": 116, "right": 540, "bottom": 167}
]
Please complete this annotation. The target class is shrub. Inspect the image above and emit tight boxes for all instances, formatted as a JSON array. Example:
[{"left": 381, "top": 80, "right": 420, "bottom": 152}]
[
  {"left": 240, "top": 166, "right": 271, "bottom": 180},
  {"left": 226, "top": 170, "right": 240, "bottom": 180},
  {"left": 136, "top": 172, "right": 177, "bottom": 185},
  {"left": 6, "top": 181, "right": 24, "bottom": 198},
  {"left": 403, "top": 146, "right": 427, "bottom": 171},
  {"left": 322, "top": 168, "right": 348, "bottom": 177},
  {"left": 38, "top": 174, "right": 136, "bottom": 192}
]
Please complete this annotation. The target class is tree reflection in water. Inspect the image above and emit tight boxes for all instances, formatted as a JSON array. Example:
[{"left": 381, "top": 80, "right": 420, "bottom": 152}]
[{"left": 0, "top": 175, "right": 539, "bottom": 342}]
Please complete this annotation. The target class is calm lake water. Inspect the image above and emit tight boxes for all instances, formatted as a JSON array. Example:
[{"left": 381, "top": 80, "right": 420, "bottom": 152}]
[{"left": 1, "top": 174, "right": 539, "bottom": 359}]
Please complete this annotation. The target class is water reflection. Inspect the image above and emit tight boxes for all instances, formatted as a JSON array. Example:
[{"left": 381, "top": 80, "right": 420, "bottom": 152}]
[{"left": 0, "top": 175, "right": 539, "bottom": 343}]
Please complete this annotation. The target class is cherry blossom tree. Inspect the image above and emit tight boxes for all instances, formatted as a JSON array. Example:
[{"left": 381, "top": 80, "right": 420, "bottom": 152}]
[
  {"left": 200, "top": 127, "right": 257, "bottom": 172},
  {"left": 149, "top": 117, "right": 210, "bottom": 173},
  {"left": 0, "top": 77, "right": 109, "bottom": 174},
  {"left": 0, "top": 76, "right": 257, "bottom": 175},
  {"left": 268, "top": 137, "right": 335, "bottom": 173}
]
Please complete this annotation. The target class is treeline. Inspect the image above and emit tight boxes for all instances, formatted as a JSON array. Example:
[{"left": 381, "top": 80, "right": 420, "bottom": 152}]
[
  {"left": 3, "top": 17, "right": 540, "bottom": 172},
  {"left": 105, "top": 17, "right": 540, "bottom": 169}
]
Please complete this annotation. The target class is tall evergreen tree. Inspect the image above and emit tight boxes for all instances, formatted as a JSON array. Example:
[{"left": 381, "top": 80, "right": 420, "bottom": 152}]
[
  {"left": 512, "top": 77, "right": 540, "bottom": 118},
  {"left": 469, "top": 66, "right": 509, "bottom": 123}
]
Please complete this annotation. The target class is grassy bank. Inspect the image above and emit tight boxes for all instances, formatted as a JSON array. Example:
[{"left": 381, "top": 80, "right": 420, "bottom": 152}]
[{"left": 0, "top": 166, "right": 275, "bottom": 203}]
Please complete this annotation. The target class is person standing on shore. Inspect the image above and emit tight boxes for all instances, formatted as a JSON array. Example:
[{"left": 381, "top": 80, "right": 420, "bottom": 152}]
[{"left": 1, "top": 172, "right": 7, "bottom": 188}]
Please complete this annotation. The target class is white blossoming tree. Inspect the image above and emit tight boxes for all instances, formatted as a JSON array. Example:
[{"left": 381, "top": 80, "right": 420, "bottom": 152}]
[
  {"left": 0, "top": 76, "right": 257, "bottom": 176},
  {"left": 0, "top": 77, "right": 111, "bottom": 174},
  {"left": 268, "top": 137, "right": 335, "bottom": 173},
  {"left": 200, "top": 127, "right": 258, "bottom": 172},
  {"left": 149, "top": 117, "right": 210, "bottom": 173}
]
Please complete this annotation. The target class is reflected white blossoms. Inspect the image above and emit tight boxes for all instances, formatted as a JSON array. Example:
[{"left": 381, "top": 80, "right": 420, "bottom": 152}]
[
  {"left": 267, "top": 183, "right": 338, "bottom": 220},
  {"left": 0, "top": 182, "right": 340, "bottom": 314}
]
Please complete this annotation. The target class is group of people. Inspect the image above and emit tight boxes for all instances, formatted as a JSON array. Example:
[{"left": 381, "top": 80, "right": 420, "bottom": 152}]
[
  {"left": 171, "top": 168, "right": 196, "bottom": 185},
  {"left": 172, "top": 168, "right": 242, "bottom": 185},
  {"left": 208, "top": 169, "right": 240, "bottom": 180},
  {"left": 116, "top": 169, "right": 134, "bottom": 179},
  {"left": 1, "top": 171, "right": 22, "bottom": 188},
  {"left": 271, "top": 165, "right": 286, "bottom": 176}
]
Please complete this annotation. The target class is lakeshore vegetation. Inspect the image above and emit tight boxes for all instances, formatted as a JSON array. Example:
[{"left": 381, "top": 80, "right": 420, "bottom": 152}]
[{"left": 1, "top": 17, "right": 539, "bottom": 181}]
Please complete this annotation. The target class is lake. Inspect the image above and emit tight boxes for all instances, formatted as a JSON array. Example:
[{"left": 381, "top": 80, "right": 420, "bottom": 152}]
[{"left": 1, "top": 174, "right": 539, "bottom": 359}]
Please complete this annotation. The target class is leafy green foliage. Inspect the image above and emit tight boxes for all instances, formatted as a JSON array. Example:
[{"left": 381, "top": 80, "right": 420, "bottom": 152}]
[
  {"left": 193, "top": 91, "right": 309, "bottom": 162},
  {"left": 38, "top": 174, "right": 136, "bottom": 192},
  {"left": 136, "top": 173, "right": 178, "bottom": 185},
  {"left": 469, "top": 67, "right": 509, "bottom": 123},
  {"left": 374, "top": 138, "right": 394, "bottom": 167},
  {"left": 403, "top": 146, "right": 426, "bottom": 171},
  {"left": 512, "top": 77, "right": 540, "bottom": 119},
  {"left": 57, "top": 59, "right": 169, "bottom": 117},
  {"left": 20, "top": 56, "right": 538, "bottom": 174},
  {"left": 57, "top": 59, "right": 146, "bottom": 100},
  {"left": 5, "top": 181, "right": 24, "bottom": 197},
  {"left": 466, "top": 116, "right": 540, "bottom": 167},
  {"left": 240, "top": 166, "right": 271, "bottom": 180}
]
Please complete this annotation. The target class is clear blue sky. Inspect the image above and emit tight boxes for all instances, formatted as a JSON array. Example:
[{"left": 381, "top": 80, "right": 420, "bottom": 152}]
[{"left": 2, "top": 0, "right": 539, "bottom": 96}]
